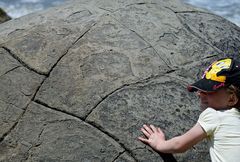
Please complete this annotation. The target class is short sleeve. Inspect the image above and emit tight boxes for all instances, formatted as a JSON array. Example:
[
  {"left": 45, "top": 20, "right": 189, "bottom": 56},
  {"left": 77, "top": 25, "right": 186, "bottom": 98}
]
[{"left": 197, "top": 108, "right": 219, "bottom": 136}]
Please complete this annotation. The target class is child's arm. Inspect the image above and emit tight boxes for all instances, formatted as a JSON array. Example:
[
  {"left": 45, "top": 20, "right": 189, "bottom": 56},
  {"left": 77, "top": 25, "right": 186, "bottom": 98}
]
[{"left": 138, "top": 123, "right": 207, "bottom": 153}]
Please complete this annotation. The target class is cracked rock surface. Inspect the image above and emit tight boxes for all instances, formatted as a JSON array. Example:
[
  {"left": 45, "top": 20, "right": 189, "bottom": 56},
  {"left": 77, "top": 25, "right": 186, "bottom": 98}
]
[{"left": 0, "top": 0, "right": 239, "bottom": 161}]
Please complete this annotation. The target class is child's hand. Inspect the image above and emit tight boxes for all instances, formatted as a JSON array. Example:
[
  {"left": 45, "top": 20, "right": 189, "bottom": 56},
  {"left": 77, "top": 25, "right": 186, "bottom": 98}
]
[{"left": 138, "top": 124, "right": 166, "bottom": 151}]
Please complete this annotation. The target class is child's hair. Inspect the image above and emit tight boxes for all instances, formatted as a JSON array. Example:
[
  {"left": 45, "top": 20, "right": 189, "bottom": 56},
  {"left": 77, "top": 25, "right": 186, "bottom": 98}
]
[{"left": 226, "top": 85, "right": 240, "bottom": 108}]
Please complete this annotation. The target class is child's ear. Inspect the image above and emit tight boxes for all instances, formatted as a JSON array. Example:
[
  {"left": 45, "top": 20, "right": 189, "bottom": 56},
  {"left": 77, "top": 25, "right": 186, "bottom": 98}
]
[{"left": 228, "top": 93, "right": 239, "bottom": 107}]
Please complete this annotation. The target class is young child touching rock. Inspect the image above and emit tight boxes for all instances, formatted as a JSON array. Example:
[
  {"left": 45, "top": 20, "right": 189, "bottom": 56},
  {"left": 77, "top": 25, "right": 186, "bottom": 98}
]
[{"left": 139, "top": 58, "right": 240, "bottom": 162}]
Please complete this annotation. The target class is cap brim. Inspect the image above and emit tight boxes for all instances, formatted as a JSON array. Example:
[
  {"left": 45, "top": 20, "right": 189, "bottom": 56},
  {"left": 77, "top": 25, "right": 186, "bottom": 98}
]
[{"left": 187, "top": 78, "right": 224, "bottom": 92}]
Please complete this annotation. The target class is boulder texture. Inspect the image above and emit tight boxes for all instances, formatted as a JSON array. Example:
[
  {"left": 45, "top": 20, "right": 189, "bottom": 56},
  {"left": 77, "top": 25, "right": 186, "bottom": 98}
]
[
  {"left": 0, "top": 8, "right": 11, "bottom": 24},
  {"left": 0, "top": 0, "right": 239, "bottom": 161}
]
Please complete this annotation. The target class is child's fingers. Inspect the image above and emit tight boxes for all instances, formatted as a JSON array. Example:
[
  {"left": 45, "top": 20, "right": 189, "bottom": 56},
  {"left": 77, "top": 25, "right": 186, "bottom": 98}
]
[
  {"left": 141, "top": 127, "right": 151, "bottom": 138},
  {"left": 150, "top": 124, "right": 157, "bottom": 132},
  {"left": 157, "top": 127, "right": 165, "bottom": 136},
  {"left": 143, "top": 124, "right": 154, "bottom": 134},
  {"left": 138, "top": 136, "right": 149, "bottom": 144}
]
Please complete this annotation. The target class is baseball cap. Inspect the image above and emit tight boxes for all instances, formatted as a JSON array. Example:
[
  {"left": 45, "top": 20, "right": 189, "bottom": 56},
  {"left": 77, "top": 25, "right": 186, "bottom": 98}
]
[{"left": 188, "top": 58, "right": 240, "bottom": 92}]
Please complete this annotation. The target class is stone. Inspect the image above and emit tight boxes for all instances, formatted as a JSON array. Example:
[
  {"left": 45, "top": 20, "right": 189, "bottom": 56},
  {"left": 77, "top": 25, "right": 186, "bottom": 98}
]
[
  {"left": 0, "top": 8, "right": 11, "bottom": 24},
  {"left": 0, "top": 0, "right": 239, "bottom": 161}
]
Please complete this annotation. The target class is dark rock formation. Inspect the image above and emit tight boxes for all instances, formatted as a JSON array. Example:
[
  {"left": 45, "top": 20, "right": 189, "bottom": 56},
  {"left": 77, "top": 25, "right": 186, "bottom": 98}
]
[
  {"left": 0, "top": 0, "right": 239, "bottom": 161},
  {"left": 0, "top": 8, "right": 11, "bottom": 24}
]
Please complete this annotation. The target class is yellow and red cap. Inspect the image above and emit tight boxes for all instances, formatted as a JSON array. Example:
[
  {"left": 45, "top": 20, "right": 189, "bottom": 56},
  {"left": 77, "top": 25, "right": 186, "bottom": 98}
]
[{"left": 188, "top": 58, "right": 240, "bottom": 92}]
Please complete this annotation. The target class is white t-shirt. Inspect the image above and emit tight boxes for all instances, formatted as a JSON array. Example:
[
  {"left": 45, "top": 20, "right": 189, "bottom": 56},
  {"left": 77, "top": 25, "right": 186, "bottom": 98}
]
[{"left": 198, "top": 108, "right": 240, "bottom": 162}]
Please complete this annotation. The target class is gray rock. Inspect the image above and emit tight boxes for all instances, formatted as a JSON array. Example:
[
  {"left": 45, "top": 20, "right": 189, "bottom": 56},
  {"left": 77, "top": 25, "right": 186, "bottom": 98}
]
[
  {"left": 0, "top": 48, "right": 44, "bottom": 139},
  {"left": 0, "top": 102, "right": 128, "bottom": 162},
  {"left": 0, "top": 0, "right": 239, "bottom": 161}
]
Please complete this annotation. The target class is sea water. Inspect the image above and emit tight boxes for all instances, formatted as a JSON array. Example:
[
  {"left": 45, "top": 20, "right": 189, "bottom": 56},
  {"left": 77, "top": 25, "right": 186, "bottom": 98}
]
[
  {"left": 0, "top": 0, "right": 239, "bottom": 26},
  {"left": 183, "top": 0, "right": 240, "bottom": 26},
  {"left": 0, "top": 0, "right": 65, "bottom": 18}
]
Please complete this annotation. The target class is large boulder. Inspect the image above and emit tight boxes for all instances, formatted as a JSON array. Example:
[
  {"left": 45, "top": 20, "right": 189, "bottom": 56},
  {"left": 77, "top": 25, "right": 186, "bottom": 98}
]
[
  {"left": 0, "top": 0, "right": 239, "bottom": 161},
  {"left": 0, "top": 8, "right": 11, "bottom": 24}
]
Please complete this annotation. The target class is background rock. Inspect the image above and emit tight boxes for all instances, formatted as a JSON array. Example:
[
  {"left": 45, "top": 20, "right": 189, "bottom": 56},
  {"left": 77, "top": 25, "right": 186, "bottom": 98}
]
[
  {"left": 0, "top": 0, "right": 239, "bottom": 161},
  {"left": 0, "top": 8, "right": 11, "bottom": 24}
]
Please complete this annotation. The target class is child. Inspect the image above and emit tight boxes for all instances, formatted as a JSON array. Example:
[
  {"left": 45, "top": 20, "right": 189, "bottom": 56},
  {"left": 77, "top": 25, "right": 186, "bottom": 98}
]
[{"left": 138, "top": 58, "right": 240, "bottom": 162}]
